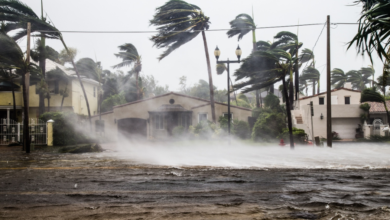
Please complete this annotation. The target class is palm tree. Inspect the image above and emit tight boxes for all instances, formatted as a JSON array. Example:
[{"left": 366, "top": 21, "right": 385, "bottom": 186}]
[
  {"left": 361, "top": 66, "right": 375, "bottom": 87},
  {"left": 0, "top": 32, "right": 42, "bottom": 152},
  {"left": 113, "top": 44, "right": 142, "bottom": 100},
  {"left": 346, "top": 67, "right": 373, "bottom": 90},
  {"left": 331, "top": 68, "right": 348, "bottom": 89},
  {"left": 233, "top": 49, "right": 296, "bottom": 148},
  {"left": 150, "top": 0, "right": 216, "bottom": 122},
  {"left": 272, "top": 31, "right": 303, "bottom": 108},
  {"left": 348, "top": 0, "right": 390, "bottom": 62},
  {"left": 0, "top": 0, "right": 93, "bottom": 129},
  {"left": 227, "top": 13, "right": 263, "bottom": 106},
  {"left": 45, "top": 66, "right": 70, "bottom": 110},
  {"left": 301, "top": 66, "right": 320, "bottom": 95}
]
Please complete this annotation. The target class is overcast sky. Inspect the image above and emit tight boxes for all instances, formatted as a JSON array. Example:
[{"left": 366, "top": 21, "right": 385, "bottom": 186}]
[{"left": 19, "top": 0, "right": 383, "bottom": 93}]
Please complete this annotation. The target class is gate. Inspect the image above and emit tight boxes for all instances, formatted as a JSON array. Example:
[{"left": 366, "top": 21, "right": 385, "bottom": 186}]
[{"left": 0, "top": 118, "right": 47, "bottom": 145}]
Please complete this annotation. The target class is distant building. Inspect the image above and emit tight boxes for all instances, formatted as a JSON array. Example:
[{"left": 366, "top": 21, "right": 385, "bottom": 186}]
[
  {"left": 92, "top": 92, "right": 252, "bottom": 141},
  {"left": 0, "top": 59, "right": 99, "bottom": 121}
]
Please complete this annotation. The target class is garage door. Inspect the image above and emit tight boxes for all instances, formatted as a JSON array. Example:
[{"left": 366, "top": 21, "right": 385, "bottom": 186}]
[
  {"left": 332, "top": 118, "right": 360, "bottom": 139},
  {"left": 117, "top": 118, "right": 147, "bottom": 141}
]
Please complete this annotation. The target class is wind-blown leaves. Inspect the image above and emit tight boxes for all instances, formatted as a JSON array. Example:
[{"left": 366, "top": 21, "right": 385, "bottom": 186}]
[
  {"left": 348, "top": 0, "right": 390, "bottom": 62},
  {"left": 226, "top": 13, "right": 255, "bottom": 41},
  {"left": 149, "top": 0, "right": 209, "bottom": 61},
  {"left": 331, "top": 68, "right": 348, "bottom": 89}
]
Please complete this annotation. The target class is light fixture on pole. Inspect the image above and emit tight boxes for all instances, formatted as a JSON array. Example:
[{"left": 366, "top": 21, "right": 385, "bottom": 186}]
[{"left": 214, "top": 45, "right": 242, "bottom": 143}]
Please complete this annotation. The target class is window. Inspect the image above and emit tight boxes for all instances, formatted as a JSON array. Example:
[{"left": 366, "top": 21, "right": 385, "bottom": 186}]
[
  {"left": 93, "top": 87, "right": 96, "bottom": 97},
  {"left": 154, "top": 114, "right": 164, "bottom": 129},
  {"left": 199, "top": 113, "right": 207, "bottom": 122},
  {"left": 223, "top": 113, "right": 233, "bottom": 119},
  {"left": 344, "top": 96, "right": 350, "bottom": 105},
  {"left": 319, "top": 97, "right": 324, "bottom": 105}
]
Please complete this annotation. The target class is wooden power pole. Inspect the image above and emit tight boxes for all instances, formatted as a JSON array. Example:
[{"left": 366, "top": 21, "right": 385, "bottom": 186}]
[
  {"left": 25, "top": 22, "right": 31, "bottom": 153},
  {"left": 326, "top": 16, "right": 332, "bottom": 148}
]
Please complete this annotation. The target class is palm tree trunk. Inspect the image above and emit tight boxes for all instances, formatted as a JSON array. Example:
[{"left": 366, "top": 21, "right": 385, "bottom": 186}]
[
  {"left": 282, "top": 76, "right": 294, "bottom": 149},
  {"left": 60, "top": 37, "right": 92, "bottom": 130},
  {"left": 136, "top": 71, "right": 139, "bottom": 100},
  {"left": 289, "top": 71, "right": 294, "bottom": 109},
  {"left": 269, "top": 85, "right": 274, "bottom": 94},
  {"left": 259, "top": 92, "right": 263, "bottom": 108},
  {"left": 317, "top": 79, "right": 320, "bottom": 94},
  {"left": 383, "top": 101, "right": 390, "bottom": 125},
  {"left": 256, "top": 90, "right": 260, "bottom": 108},
  {"left": 312, "top": 79, "right": 316, "bottom": 96},
  {"left": 201, "top": 31, "right": 216, "bottom": 123}
]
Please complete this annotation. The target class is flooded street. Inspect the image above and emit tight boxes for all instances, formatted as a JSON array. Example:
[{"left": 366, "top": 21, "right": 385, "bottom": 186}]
[{"left": 1, "top": 144, "right": 390, "bottom": 219}]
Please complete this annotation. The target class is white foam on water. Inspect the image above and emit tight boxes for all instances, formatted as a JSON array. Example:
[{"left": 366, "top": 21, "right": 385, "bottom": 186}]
[{"left": 104, "top": 140, "right": 390, "bottom": 169}]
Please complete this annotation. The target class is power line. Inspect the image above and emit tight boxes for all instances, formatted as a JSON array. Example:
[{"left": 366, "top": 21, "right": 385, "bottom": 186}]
[
  {"left": 303, "top": 21, "right": 327, "bottom": 70},
  {"left": 35, "top": 22, "right": 358, "bottom": 34}
]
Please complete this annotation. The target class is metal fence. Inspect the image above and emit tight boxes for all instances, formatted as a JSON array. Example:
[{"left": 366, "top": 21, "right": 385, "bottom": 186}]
[{"left": 0, "top": 118, "right": 47, "bottom": 145}]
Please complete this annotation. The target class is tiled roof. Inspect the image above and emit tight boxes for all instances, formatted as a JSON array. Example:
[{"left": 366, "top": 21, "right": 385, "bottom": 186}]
[{"left": 364, "top": 101, "right": 390, "bottom": 113}]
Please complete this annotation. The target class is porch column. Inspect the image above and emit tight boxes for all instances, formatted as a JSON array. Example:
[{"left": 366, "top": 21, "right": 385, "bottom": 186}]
[{"left": 7, "top": 108, "right": 10, "bottom": 125}]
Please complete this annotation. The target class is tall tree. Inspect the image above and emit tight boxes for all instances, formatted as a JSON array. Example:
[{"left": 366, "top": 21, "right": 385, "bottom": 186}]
[
  {"left": 113, "top": 44, "right": 142, "bottom": 100},
  {"left": 0, "top": 0, "right": 93, "bottom": 130},
  {"left": 227, "top": 13, "right": 263, "bottom": 106},
  {"left": 233, "top": 49, "right": 296, "bottom": 148},
  {"left": 150, "top": 0, "right": 216, "bottom": 122},
  {"left": 361, "top": 87, "right": 390, "bottom": 125},
  {"left": 346, "top": 67, "right": 373, "bottom": 90},
  {"left": 0, "top": 32, "right": 42, "bottom": 152},
  {"left": 301, "top": 66, "right": 320, "bottom": 95}
]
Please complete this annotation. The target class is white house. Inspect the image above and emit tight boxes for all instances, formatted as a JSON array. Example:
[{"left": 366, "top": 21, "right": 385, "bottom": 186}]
[{"left": 292, "top": 83, "right": 363, "bottom": 140}]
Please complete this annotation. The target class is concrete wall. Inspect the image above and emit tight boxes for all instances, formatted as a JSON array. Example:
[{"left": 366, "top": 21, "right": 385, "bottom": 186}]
[
  {"left": 71, "top": 79, "right": 98, "bottom": 116},
  {"left": 299, "top": 89, "right": 361, "bottom": 106},
  {"left": 0, "top": 91, "right": 23, "bottom": 106}
]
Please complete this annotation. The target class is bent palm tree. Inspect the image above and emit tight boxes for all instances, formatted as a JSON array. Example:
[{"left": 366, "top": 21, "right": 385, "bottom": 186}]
[
  {"left": 361, "top": 87, "right": 390, "bottom": 125},
  {"left": 301, "top": 66, "right": 320, "bottom": 95},
  {"left": 331, "top": 68, "right": 347, "bottom": 89},
  {"left": 346, "top": 67, "right": 373, "bottom": 90},
  {"left": 0, "top": 32, "right": 42, "bottom": 152},
  {"left": 233, "top": 49, "right": 296, "bottom": 148},
  {"left": 0, "top": 0, "right": 93, "bottom": 129},
  {"left": 150, "top": 0, "right": 216, "bottom": 122},
  {"left": 113, "top": 44, "right": 142, "bottom": 100}
]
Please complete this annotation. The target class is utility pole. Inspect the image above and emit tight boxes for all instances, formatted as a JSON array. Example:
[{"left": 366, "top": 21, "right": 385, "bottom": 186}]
[
  {"left": 326, "top": 15, "right": 332, "bottom": 148},
  {"left": 25, "top": 22, "right": 31, "bottom": 153}
]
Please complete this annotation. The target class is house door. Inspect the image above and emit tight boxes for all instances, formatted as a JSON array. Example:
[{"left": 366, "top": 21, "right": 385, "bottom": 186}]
[{"left": 117, "top": 118, "right": 147, "bottom": 141}]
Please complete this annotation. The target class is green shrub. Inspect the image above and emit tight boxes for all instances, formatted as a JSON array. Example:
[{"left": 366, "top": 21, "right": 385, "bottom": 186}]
[
  {"left": 40, "top": 112, "right": 96, "bottom": 146},
  {"left": 263, "top": 93, "right": 280, "bottom": 109},
  {"left": 252, "top": 112, "right": 285, "bottom": 142},
  {"left": 278, "top": 127, "right": 308, "bottom": 144},
  {"left": 233, "top": 120, "right": 250, "bottom": 139}
]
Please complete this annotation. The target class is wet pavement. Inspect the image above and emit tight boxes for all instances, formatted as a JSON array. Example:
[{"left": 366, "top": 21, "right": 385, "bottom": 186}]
[{"left": 1, "top": 145, "right": 390, "bottom": 219}]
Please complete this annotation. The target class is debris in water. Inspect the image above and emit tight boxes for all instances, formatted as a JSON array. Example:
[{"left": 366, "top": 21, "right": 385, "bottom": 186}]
[
  {"left": 85, "top": 206, "right": 100, "bottom": 210},
  {"left": 326, "top": 204, "right": 330, "bottom": 209},
  {"left": 74, "top": 183, "right": 78, "bottom": 189}
]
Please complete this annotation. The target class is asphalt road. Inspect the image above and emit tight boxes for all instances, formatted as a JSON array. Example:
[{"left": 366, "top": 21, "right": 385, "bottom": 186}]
[{"left": 1, "top": 146, "right": 390, "bottom": 220}]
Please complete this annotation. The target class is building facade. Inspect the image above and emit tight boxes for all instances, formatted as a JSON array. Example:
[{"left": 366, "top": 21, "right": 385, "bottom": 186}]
[{"left": 92, "top": 92, "right": 252, "bottom": 141}]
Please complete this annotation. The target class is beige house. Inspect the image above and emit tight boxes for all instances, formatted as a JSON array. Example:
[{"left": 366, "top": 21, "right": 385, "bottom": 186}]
[
  {"left": 292, "top": 83, "right": 363, "bottom": 140},
  {"left": 0, "top": 59, "right": 99, "bottom": 121},
  {"left": 92, "top": 92, "right": 252, "bottom": 141}
]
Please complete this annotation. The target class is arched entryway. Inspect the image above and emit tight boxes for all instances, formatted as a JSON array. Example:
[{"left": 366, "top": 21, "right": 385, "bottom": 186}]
[{"left": 117, "top": 118, "right": 147, "bottom": 140}]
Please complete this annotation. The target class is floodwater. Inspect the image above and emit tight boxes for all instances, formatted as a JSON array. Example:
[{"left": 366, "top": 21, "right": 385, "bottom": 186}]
[{"left": 1, "top": 142, "right": 390, "bottom": 219}]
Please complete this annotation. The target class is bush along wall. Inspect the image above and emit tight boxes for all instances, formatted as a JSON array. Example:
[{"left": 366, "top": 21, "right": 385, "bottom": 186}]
[{"left": 40, "top": 112, "right": 96, "bottom": 146}]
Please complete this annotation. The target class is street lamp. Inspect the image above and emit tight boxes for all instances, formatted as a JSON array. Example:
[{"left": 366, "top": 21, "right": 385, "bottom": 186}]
[{"left": 214, "top": 45, "right": 242, "bottom": 141}]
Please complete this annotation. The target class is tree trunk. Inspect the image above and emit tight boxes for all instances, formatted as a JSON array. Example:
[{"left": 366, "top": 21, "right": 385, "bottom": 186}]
[
  {"left": 201, "top": 31, "right": 216, "bottom": 123},
  {"left": 289, "top": 76, "right": 294, "bottom": 109},
  {"left": 136, "top": 70, "right": 139, "bottom": 100},
  {"left": 256, "top": 90, "right": 260, "bottom": 108},
  {"left": 317, "top": 79, "right": 320, "bottom": 94},
  {"left": 259, "top": 91, "right": 263, "bottom": 108},
  {"left": 12, "top": 86, "right": 16, "bottom": 121},
  {"left": 282, "top": 76, "right": 294, "bottom": 149},
  {"left": 269, "top": 85, "right": 274, "bottom": 94},
  {"left": 61, "top": 95, "right": 65, "bottom": 111},
  {"left": 294, "top": 57, "right": 299, "bottom": 100},
  {"left": 60, "top": 37, "right": 92, "bottom": 130},
  {"left": 383, "top": 100, "right": 390, "bottom": 125},
  {"left": 312, "top": 79, "right": 316, "bottom": 96}
]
